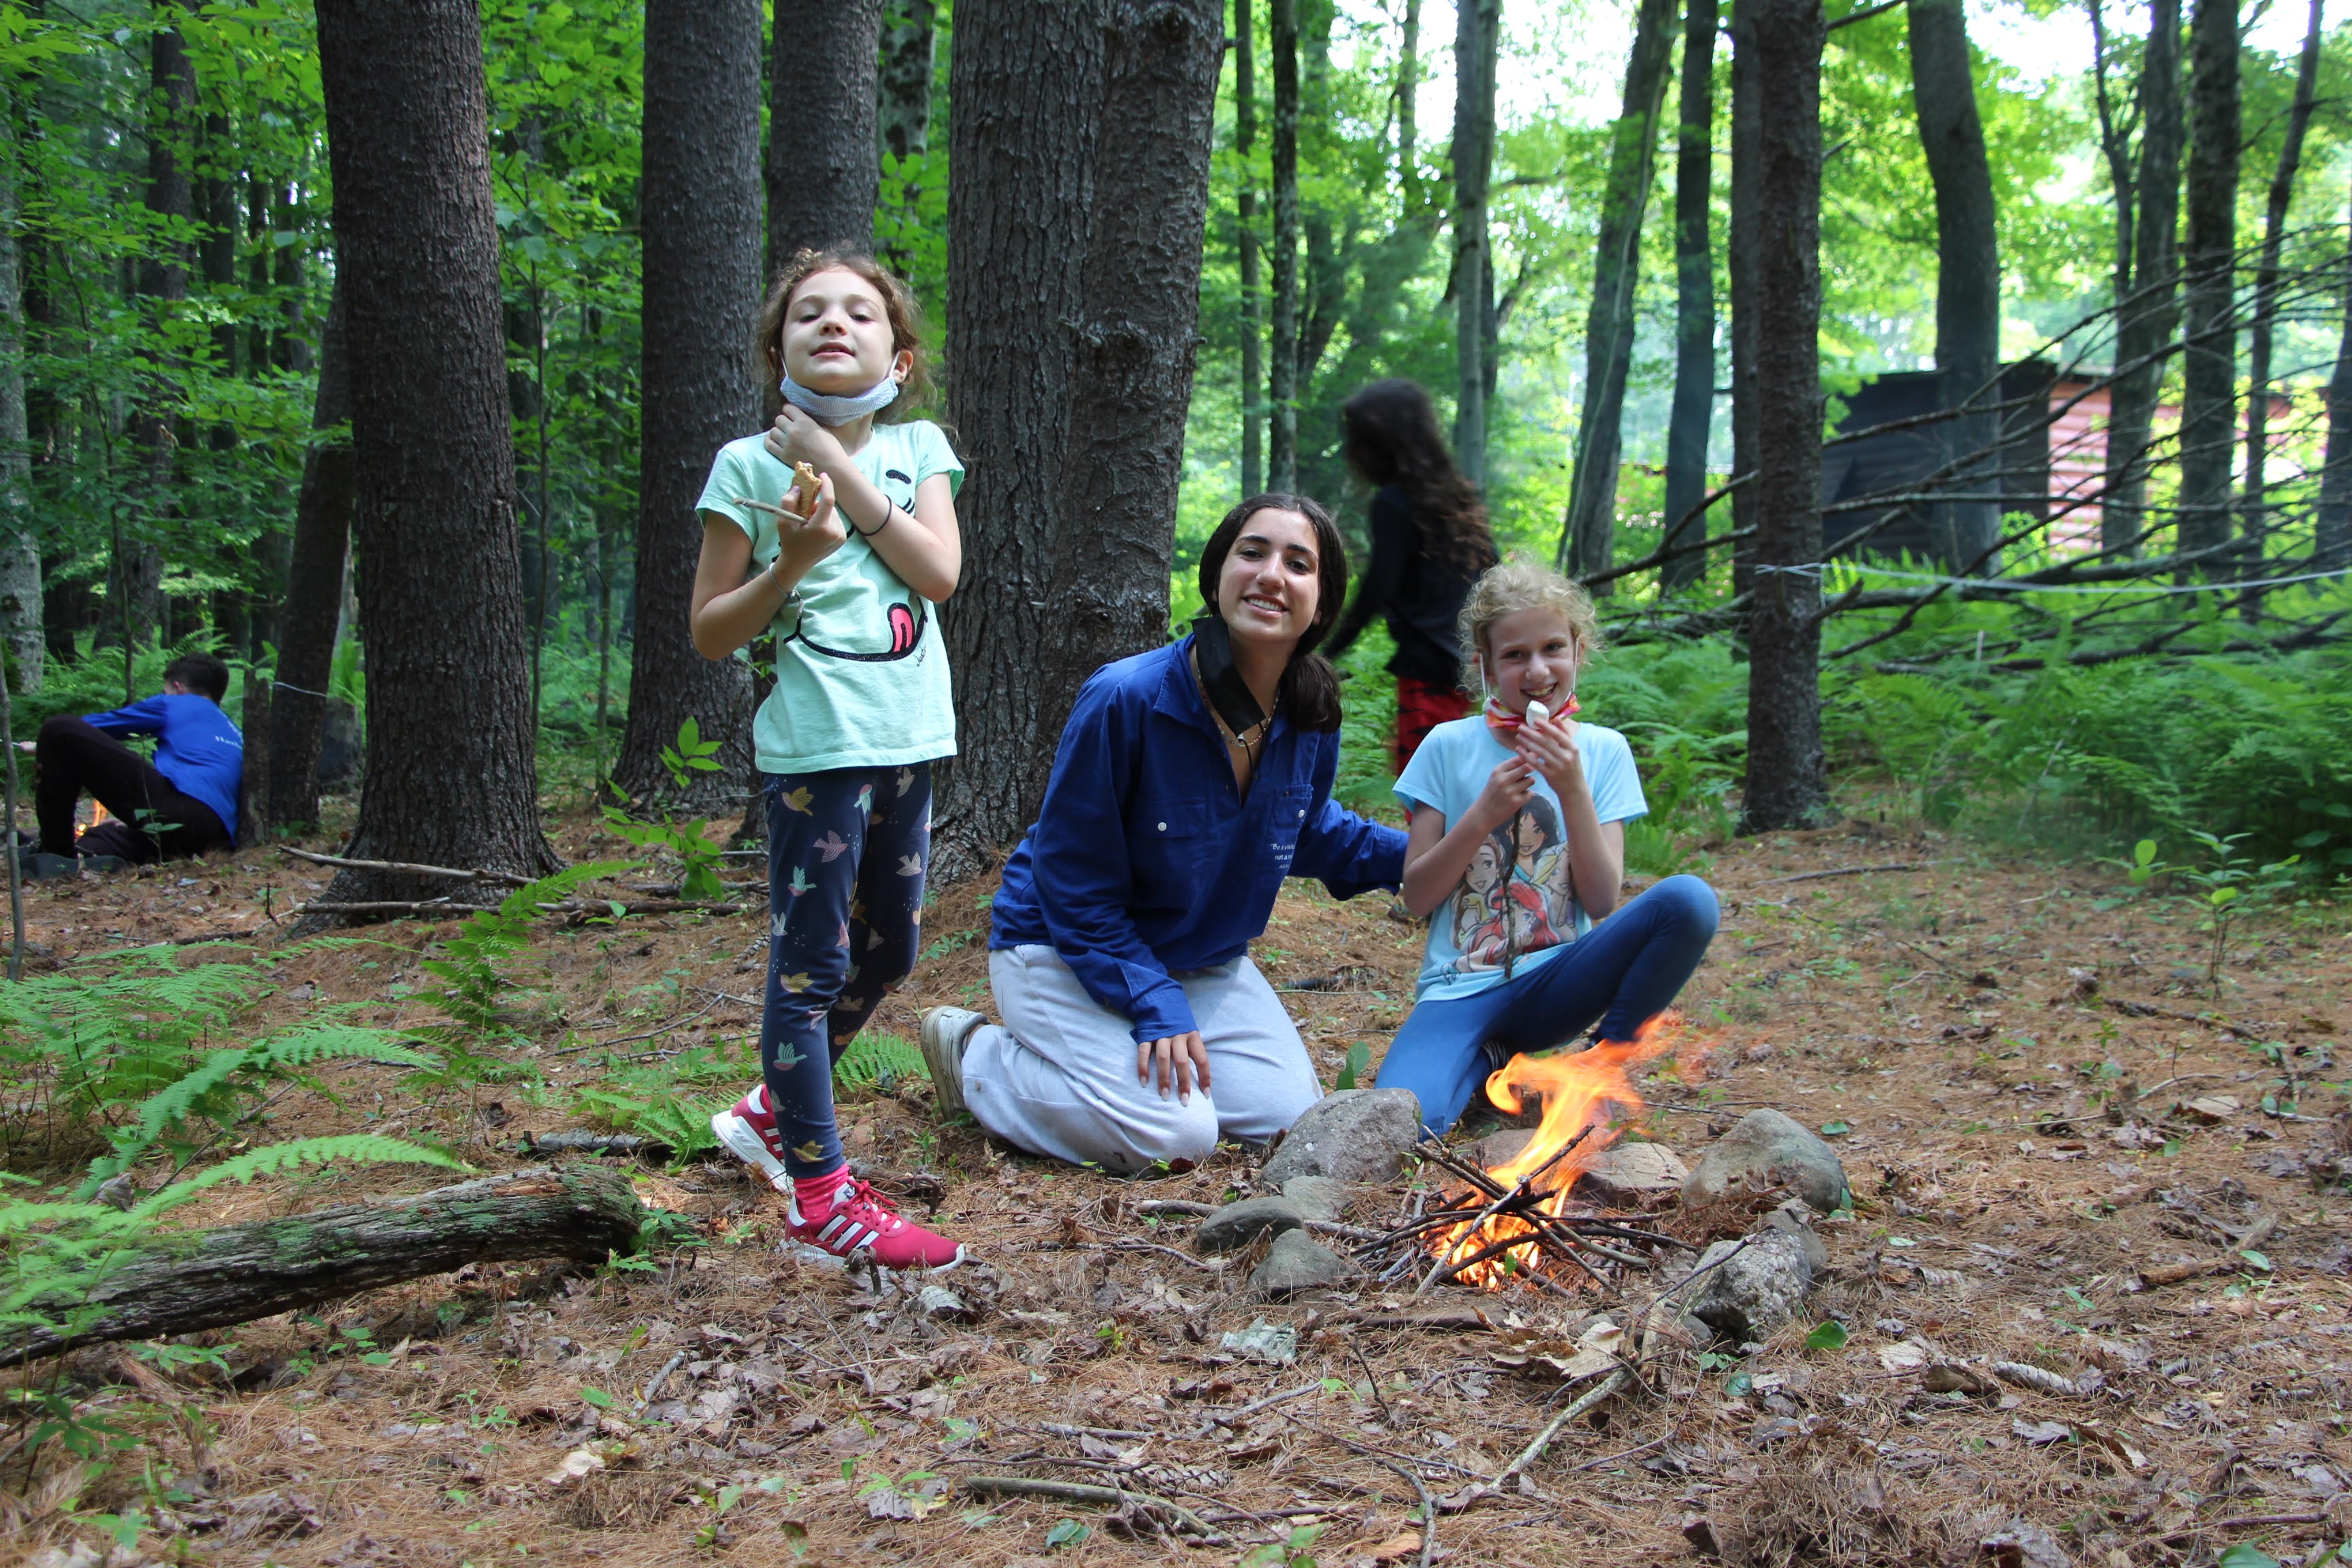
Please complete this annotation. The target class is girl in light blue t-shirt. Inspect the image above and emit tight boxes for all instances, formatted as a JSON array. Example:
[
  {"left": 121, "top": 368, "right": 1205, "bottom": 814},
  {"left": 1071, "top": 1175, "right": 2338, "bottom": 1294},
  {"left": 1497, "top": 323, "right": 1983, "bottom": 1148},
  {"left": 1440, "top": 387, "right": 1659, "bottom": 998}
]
[
  {"left": 687, "top": 249, "right": 966, "bottom": 1272},
  {"left": 1373, "top": 561, "right": 1720, "bottom": 1137}
]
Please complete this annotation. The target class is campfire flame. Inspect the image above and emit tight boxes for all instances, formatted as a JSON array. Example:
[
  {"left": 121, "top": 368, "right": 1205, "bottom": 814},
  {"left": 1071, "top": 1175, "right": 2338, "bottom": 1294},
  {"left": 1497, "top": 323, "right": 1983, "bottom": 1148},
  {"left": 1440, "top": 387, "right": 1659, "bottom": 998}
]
[{"left": 1428, "top": 1011, "right": 1697, "bottom": 1291}]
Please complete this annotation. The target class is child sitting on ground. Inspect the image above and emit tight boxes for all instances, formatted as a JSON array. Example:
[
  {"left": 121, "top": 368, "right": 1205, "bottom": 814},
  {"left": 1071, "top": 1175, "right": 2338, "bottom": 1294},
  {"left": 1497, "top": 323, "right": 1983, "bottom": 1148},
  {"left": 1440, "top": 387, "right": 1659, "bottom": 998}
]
[
  {"left": 22, "top": 653, "right": 244, "bottom": 875},
  {"left": 1371, "top": 561, "right": 1719, "bottom": 1135}
]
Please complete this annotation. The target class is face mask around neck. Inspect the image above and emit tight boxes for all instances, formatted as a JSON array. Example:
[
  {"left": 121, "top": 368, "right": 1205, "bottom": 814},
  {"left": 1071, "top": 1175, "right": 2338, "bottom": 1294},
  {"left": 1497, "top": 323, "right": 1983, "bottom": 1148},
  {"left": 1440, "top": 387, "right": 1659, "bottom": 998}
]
[{"left": 779, "top": 372, "right": 900, "bottom": 427}]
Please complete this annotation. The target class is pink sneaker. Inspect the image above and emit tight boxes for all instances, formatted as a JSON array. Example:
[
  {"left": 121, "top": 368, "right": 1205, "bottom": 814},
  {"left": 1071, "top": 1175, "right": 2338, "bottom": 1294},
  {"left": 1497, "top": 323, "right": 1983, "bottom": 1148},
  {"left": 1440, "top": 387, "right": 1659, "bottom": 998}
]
[
  {"left": 710, "top": 1083, "right": 793, "bottom": 1193},
  {"left": 789, "top": 1171, "right": 966, "bottom": 1272}
]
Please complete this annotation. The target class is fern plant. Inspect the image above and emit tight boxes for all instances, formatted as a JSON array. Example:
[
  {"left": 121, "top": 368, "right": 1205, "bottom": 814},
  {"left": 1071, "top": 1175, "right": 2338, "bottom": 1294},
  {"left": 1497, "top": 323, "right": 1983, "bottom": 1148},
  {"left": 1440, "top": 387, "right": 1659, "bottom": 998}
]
[{"left": 601, "top": 719, "right": 732, "bottom": 900}]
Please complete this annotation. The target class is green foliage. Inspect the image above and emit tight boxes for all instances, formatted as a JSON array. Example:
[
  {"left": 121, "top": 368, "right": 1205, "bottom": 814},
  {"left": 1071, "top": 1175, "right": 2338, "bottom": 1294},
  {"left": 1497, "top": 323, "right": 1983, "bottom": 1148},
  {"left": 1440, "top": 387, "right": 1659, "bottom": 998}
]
[
  {"left": 835, "top": 1031, "right": 928, "bottom": 1095},
  {"left": 405, "top": 863, "right": 632, "bottom": 1098},
  {"left": 1333, "top": 1040, "right": 1372, "bottom": 1092},
  {"left": 1241, "top": 1523, "right": 1326, "bottom": 1568},
  {"left": 601, "top": 721, "right": 732, "bottom": 901},
  {"left": 0, "top": 949, "right": 457, "bottom": 1379}
]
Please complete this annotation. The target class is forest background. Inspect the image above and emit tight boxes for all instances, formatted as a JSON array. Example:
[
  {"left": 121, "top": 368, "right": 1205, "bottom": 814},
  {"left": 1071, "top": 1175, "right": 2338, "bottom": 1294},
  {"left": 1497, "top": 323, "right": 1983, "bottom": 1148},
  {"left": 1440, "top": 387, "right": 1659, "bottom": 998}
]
[{"left": 3, "top": 0, "right": 2351, "bottom": 891}]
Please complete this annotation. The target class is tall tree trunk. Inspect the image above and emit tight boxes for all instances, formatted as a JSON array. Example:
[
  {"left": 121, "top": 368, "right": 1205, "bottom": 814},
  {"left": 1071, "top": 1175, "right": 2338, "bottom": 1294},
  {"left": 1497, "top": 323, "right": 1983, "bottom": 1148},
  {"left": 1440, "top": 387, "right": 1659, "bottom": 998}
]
[
  {"left": 1660, "top": 0, "right": 1717, "bottom": 595},
  {"left": 1727, "top": 0, "right": 1760, "bottom": 600},
  {"left": 934, "top": 0, "right": 1221, "bottom": 874},
  {"left": 1054, "top": 0, "right": 1220, "bottom": 647},
  {"left": 2175, "top": 0, "right": 2238, "bottom": 559},
  {"left": 2089, "top": 0, "right": 2135, "bottom": 325},
  {"left": 1450, "top": 0, "right": 1498, "bottom": 487},
  {"left": 311, "top": 0, "right": 559, "bottom": 909},
  {"left": 1268, "top": 0, "right": 1300, "bottom": 492},
  {"left": 877, "top": 0, "right": 936, "bottom": 161},
  {"left": 936, "top": 0, "right": 1105, "bottom": 872},
  {"left": 2102, "top": 0, "right": 2182, "bottom": 557},
  {"left": 1558, "top": 0, "right": 1678, "bottom": 585},
  {"left": 769, "top": 0, "right": 883, "bottom": 279},
  {"left": 1297, "top": 5, "right": 1344, "bottom": 421},
  {"left": 1236, "top": 0, "right": 1263, "bottom": 496},
  {"left": 265, "top": 285, "right": 351, "bottom": 832},
  {"left": 1399, "top": 0, "right": 1420, "bottom": 199},
  {"left": 0, "top": 85, "right": 43, "bottom": 690},
  {"left": 1739, "top": 0, "right": 1830, "bottom": 834},
  {"left": 1908, "top": 0, "right": 2002, "bottom": 570},
  {"left": 2317, "top": 189, "right": 2352, "bottom": 572},
  {"left": 118, "top": 4, "right": 196, "bottom": 655},
  {"left": 2240, "top": 0, "right": 2323, "bottom": 568},
  {"left": 617, "top": 0, "right": 762, "bottom": 813}
]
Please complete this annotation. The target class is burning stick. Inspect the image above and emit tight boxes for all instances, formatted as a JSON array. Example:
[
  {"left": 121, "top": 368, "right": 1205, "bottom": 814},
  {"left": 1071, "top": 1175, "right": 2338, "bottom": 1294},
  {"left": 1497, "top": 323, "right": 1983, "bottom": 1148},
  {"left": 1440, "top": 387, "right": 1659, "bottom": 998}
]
[{"left": 1411, "top": 1122, "right": 1596, "bottom": 1297}]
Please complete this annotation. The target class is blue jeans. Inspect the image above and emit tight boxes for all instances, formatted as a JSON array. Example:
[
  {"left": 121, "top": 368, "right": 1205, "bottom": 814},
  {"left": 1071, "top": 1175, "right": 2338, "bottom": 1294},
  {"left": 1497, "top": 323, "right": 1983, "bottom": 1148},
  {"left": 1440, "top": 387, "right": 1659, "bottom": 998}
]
[
  {"left": 1373, "top": 874, "right": 1719, "bottom": 1137},
  {"left": 760, "top": 763, "right": 932, "bottom": 1179}
]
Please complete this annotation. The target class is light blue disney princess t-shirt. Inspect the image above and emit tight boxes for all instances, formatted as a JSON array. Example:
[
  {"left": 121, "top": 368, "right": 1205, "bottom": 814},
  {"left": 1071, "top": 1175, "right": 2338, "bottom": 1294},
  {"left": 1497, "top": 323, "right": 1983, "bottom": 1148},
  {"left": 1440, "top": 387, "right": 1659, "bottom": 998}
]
[
  {"left": 1393, "top": 714, "right": 1648, "bottom": 1002},
  {"left": 698, "top": 421, "right": 963, "bottom": 773}
]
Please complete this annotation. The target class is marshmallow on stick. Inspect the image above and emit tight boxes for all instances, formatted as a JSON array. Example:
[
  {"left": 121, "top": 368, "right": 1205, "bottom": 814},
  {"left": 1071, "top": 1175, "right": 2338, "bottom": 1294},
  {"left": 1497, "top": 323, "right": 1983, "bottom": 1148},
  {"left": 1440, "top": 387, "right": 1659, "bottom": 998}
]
[{"left": 1524, "top": 699, "right": 1549, "bottom": 726}]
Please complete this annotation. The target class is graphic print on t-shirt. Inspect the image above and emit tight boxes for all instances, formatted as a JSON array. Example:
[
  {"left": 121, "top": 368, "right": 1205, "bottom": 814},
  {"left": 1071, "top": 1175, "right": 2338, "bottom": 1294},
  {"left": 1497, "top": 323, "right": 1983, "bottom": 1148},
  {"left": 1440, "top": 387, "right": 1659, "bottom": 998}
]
[{"left": 1449, "top": 793, "right": 1576, "bottom": 972}]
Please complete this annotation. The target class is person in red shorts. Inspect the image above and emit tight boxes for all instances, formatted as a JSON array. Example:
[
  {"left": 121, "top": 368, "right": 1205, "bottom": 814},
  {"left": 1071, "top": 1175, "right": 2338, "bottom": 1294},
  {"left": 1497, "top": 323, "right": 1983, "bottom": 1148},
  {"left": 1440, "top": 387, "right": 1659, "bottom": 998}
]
[{"left": 1322, "top": 378, "right": 1499, "bottom": 777}]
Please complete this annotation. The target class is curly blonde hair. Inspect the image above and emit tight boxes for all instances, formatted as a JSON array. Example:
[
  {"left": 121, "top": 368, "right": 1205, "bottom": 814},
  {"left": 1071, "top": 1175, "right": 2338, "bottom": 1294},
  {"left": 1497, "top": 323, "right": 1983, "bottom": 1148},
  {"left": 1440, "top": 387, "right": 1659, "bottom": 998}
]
[{"left": 1456, "top": 559, "right": 1604, "bottom": 688}]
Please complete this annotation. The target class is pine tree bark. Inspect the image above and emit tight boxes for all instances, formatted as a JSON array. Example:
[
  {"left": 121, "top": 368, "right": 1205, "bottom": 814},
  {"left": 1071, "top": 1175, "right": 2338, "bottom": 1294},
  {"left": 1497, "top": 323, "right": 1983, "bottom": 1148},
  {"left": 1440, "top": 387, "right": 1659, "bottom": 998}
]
[
  {"left": 2103, "top": 0, "right": 2182, "bottom": 557},
  {"left": 616, "top": 0, "right": 761, "bottom": 815},
  {"left": 1054, "top": 0, "right": 1220, "bottom": 646},
  {"left": 1661, "top": 0, "right": 1718, "bottom": 595},
  {"left": 877, "top": 0, "right": 936, "bottom": 161},
  {"left": 310, "top": 0, "right": 559, "bottom": 910},
  {"left": 1907, "top": 0, "right": 2002, "bottom": 571},
  {"left": 770, "top": 0, "right": 882, "bottom": 278},
  {"left": 0, "top": 86, "right": 43, "bottom": 689},
  {"left": 933, "top": 0, "right": 1222, "bottom": 875},
  {"left": 1560, "top": 0, "right": 1678, "bottom": 585},
  {"left": 935, "top": 0, "right": 1103, "bottom": 874},
  {"left": 1727, "top": 0, "right": 1761, "bottom": 600},
  {"left": 2240, "top": 0, "right": 2322, "bottom": 564},
  {"left": 1450, "top": 0, "right": 1498, "bottom": 487},
  {"left": 266, "top": 283, "right": 351, "bottom": 834},
  {"left": 1269, "top": 0, "right": 1301, "bottom": 492},
  {"left": 1236, "top": 0, "right": 1264, "bottom": 496},
  {"left": 1739, "top": 0, "right": 1831, "bottom": 834},
  {"left": 2174, "top": 0, "right": 2238, "bottom": 559}
]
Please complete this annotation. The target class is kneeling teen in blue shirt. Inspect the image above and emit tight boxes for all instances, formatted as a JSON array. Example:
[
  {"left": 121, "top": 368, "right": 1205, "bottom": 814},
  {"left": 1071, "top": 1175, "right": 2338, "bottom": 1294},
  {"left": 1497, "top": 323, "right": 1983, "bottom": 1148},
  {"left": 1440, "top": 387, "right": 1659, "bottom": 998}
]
[{"left": 31, "top": 653, "right": 243, "bottom": 869}]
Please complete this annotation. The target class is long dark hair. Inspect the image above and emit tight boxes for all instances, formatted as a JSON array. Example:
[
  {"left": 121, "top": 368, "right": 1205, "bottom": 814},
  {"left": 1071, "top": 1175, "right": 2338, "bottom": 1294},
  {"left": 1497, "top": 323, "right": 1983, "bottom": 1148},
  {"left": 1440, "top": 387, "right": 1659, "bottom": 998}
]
[
  {"left": 1195, "top": 493, "right": 1348, "bottom": 733},
  {"left": 1340, "top": 378, "right": 1497, "bottom": 576}
]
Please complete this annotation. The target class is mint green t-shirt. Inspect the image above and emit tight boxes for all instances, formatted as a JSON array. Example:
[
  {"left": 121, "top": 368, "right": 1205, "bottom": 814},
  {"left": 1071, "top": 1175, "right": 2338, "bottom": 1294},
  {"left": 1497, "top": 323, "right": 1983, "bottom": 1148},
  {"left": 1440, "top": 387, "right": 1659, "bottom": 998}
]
[{"left": 696, "top": 421, "right": 964, "bottom": 774}]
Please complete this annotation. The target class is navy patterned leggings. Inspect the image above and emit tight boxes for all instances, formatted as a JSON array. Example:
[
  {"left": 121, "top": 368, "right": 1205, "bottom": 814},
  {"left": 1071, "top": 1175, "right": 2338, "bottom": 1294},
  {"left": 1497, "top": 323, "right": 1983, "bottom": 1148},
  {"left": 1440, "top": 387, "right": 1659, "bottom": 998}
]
[{"left": 759, "top": 762, "right": 932, "bottom": 1179}]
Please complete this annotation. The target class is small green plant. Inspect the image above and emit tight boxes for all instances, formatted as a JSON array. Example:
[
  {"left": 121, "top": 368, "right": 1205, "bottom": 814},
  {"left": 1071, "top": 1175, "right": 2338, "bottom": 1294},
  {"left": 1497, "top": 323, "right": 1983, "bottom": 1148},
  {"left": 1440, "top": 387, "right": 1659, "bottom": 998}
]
[
  {"left": 2177, "top": 831, "right": 2301, "bottom": 998},
  {"left": 602, "top": 720, "right": 731, "bottom": 901},
  {"left": 1333, "top": 1040, "right": 1371, "bottom": 1091},
  {"left": 1240, "top": 1524, "right": 1327, "bottom": 1567}
]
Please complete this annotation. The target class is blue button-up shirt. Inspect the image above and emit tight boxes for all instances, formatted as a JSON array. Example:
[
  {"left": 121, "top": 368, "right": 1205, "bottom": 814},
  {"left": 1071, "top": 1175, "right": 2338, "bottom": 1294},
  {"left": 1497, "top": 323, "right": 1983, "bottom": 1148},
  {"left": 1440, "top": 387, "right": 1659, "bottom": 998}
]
[{"left": 991, "top": 636, "right": 1407, "bottom": 1043}]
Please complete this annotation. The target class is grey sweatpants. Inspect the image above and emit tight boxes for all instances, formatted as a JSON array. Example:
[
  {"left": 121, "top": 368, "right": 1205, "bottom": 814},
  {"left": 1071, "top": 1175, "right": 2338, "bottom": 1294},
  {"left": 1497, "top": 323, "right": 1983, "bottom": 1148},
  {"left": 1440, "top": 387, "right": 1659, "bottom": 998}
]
[{"left": 963, "top": 945, "right": 1322, "bottom": 1175}]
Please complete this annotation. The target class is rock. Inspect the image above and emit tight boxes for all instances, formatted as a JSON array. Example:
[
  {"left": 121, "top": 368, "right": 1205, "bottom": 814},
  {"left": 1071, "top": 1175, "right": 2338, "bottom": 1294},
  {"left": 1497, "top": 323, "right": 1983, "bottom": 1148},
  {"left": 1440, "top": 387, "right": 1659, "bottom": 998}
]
[
  {"left": 1260, "top": 1088, "right": 1422, "bottom": 1186},
  {"left": 1194, "top": 1196, "right": 1306, "bottom": 1254},
  {"left": 1575, "top": 1141, "right": 1689, "bottom": 1207},
  {"left": 1681, "top": 1108, "right": 1850, "bottom": 1213},
  {"left": 1469, "top": 1127, "right": 1535, "bottom": 1171},
  {"left": 1250, "top": 1230, "right": 1358, "bottom": 1296},
  {"left": 1279, "top": 1175, "right": 1354, "bottom": 1223},
  {"left": 1761, "top": 1200, "right": 1829, "bottom": 1269},
  {"left": 1219, "top": 1318, "right": 1298, "bottom": 1363},
  {"left": 1677, "top": 1225, "right": 1817, "bottom": 1343}
]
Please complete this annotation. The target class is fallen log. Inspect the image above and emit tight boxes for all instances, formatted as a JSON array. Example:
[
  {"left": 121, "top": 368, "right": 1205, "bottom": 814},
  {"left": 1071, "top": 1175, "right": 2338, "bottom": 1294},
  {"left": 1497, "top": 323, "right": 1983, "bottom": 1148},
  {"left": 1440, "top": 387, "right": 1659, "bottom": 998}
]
[{"left": 5, "top": 1164, "right": 644, "bottom": 1365}]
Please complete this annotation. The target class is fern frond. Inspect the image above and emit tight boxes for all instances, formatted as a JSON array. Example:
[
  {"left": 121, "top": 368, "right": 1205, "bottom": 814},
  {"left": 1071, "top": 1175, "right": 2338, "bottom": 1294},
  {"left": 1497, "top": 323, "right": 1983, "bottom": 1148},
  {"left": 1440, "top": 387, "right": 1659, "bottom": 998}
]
[{"left": 129, "top": 1135, "right": 467, "bottom": 1219}]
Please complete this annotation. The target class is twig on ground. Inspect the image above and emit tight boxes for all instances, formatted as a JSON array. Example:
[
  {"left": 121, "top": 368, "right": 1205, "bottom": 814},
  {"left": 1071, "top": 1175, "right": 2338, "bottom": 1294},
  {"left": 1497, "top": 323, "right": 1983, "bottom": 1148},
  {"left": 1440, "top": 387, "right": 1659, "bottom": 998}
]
[
  {"left": 278, "top": 846, "right": 535, "bottom": 886},
  {"left": 636, "top": 1350, "right": 687, "bottom": 1411},
  {"left": 1494, "top": 1367, "right": 1634, "bottom": 1487},
  {"left": 1756, "top": 860, "right": 1953, "bottom": 885},
  {"left": 958, "top": 1476, "right": 1224, "bottom": 1544},
  {"left": 551, "top": 994, "right": 725, "bottom": 1055}
]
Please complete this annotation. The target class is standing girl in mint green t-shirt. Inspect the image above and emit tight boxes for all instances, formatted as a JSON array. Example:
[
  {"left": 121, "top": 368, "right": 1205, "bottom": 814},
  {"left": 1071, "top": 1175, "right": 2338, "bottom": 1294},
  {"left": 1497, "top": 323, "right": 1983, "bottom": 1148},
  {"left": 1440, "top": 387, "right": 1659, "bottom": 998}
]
[{"left": 689, "top": 248, "right": 966, "bottom": 1271}]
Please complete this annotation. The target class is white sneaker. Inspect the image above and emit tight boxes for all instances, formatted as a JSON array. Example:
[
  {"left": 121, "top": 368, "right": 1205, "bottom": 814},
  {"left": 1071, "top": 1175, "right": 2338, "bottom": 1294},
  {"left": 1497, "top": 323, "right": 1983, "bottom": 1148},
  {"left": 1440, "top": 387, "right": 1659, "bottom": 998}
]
[{"left": 917, "top": 1007, "right": 984, "bottom": 1116}]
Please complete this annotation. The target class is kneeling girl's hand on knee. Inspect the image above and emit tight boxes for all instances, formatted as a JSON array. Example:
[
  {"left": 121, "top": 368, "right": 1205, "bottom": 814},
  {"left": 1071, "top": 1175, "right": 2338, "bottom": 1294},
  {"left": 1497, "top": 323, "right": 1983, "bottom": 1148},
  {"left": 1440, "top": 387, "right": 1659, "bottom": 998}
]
[{"left": 1139, "top": 1030, "right": 1211, "bottom": 1103}]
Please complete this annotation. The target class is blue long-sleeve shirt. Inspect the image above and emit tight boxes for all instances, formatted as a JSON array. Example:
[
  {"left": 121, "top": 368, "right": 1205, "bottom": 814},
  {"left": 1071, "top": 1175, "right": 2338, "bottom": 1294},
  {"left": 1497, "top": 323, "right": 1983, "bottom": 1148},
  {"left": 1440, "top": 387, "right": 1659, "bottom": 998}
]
[
  {"left": 991, "top": 636, "right": 1407, "bottom": 1043},
  {"left": 84, "top": 694, "right": 244, "bottom": 845}
]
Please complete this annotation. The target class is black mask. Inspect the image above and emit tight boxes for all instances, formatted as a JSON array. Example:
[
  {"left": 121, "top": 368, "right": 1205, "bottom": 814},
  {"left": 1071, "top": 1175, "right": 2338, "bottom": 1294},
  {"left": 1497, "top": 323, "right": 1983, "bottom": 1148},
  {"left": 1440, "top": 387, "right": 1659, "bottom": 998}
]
[{"left": 1190, "top": 612, "right": 1269, "bottom": 736}]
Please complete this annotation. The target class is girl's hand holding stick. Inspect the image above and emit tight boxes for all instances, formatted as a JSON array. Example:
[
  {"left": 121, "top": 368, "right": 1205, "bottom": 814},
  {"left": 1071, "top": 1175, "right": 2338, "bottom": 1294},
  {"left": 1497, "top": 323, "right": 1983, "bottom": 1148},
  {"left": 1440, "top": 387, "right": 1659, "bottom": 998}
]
[{"left": 731, "top": 468, "right": 847, "bottom": 580}]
